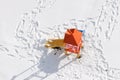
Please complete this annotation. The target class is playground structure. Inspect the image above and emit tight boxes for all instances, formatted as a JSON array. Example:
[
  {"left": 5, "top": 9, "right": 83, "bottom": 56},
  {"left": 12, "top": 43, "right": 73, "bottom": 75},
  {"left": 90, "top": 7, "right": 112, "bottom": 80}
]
[{"left": 45, "top": 28, "right": 84, "bottom": 58}]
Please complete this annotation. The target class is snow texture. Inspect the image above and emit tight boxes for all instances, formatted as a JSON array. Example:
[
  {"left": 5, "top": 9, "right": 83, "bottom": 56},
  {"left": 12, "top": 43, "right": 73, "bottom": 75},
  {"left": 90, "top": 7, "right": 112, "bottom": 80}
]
[{"left": 0, "top": 0, "right": 120, "bottom": 80}]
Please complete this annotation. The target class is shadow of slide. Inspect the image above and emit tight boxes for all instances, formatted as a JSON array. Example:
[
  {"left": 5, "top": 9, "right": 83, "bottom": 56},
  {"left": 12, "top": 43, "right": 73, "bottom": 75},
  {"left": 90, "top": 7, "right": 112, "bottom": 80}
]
[
  {"left": 11, "top": 48, "right": 76, "bottom": 80},
  {"left": 24, "top": 49, "right": 67, "bottom": 80}
]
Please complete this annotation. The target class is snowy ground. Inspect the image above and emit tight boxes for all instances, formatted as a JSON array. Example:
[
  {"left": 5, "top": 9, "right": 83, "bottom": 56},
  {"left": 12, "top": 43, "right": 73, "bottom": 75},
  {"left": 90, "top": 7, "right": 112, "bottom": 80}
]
[{"left": 0, "top": 0, "right": 120, "bottom": 80}]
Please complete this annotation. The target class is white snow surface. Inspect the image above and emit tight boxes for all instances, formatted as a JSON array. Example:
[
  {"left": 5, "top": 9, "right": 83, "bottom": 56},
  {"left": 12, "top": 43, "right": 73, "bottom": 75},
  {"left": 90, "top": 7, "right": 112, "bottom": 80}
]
[{"left": 0, "top": 0, "right": 120, "bottom": 80}]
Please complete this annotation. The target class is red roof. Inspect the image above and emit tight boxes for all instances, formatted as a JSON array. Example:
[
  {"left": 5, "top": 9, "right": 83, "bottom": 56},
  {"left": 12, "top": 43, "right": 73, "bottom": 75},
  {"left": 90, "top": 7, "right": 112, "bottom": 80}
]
[{"left": 64, "top": 28, "right": 82, "bottom": 46}]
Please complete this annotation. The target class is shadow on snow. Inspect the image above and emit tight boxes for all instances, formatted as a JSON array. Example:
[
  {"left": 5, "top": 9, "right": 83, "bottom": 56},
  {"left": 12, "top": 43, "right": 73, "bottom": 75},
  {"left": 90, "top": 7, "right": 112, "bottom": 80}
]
[{"left": 11, "top": 48, "right": 76, "bottom": 80}]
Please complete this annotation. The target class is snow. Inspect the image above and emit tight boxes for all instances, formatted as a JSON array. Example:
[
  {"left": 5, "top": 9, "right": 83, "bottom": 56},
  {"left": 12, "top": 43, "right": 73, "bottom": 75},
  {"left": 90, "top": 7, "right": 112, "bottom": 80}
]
[
  {"left": 0, "top": 0, "right": 120, "bottom": 80},
  {"left": 0, "top": 0, "right": 36, "bottom": 43},
  {"left": 104, "top": 23, "right": 120, "bottom": 69}
]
